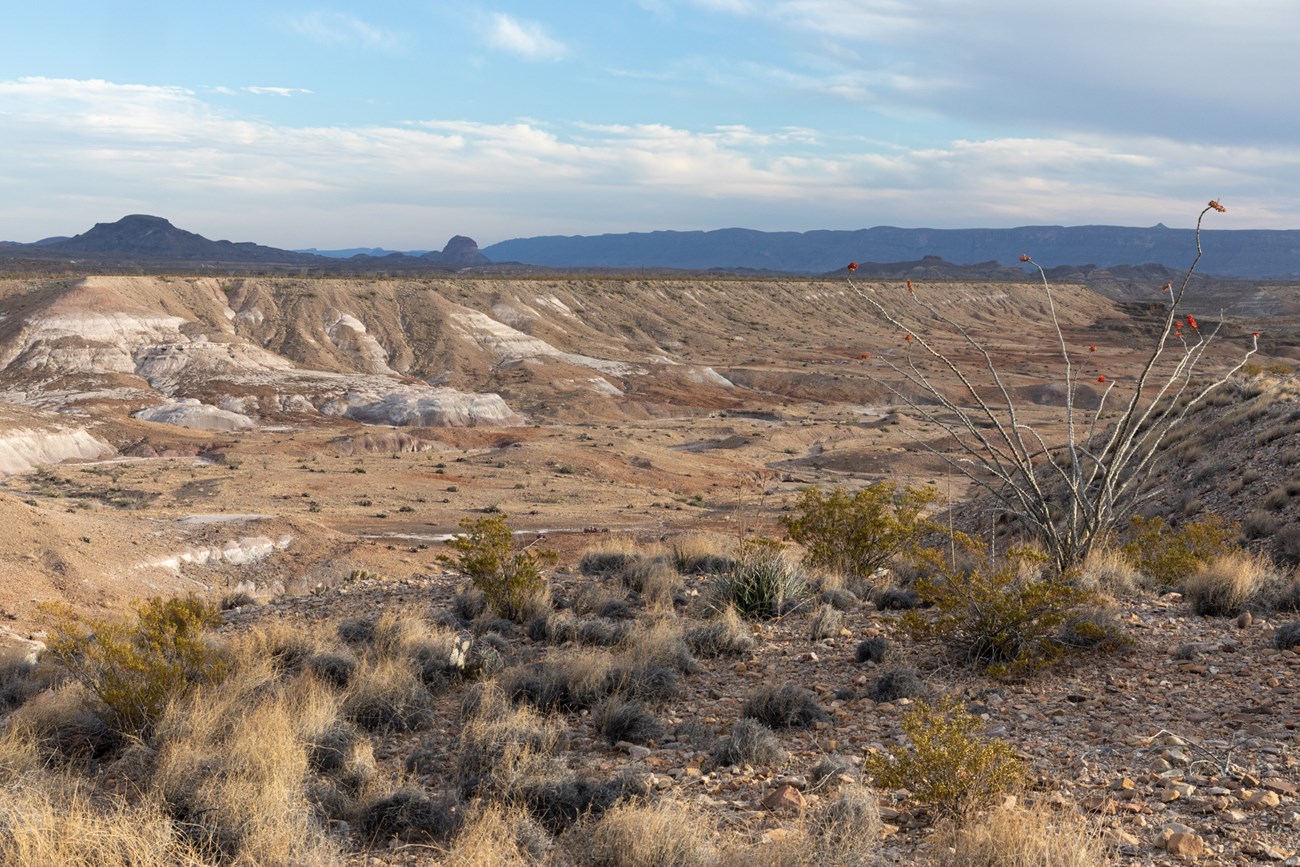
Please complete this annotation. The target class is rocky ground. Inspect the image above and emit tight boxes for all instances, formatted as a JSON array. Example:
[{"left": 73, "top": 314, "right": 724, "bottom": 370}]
[{"left": 212, "top": 558, "right": 1300, "bottom": 866}]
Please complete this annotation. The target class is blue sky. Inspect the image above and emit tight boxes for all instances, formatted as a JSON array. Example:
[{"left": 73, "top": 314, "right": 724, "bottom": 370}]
[{"left": 2, "top": 1, "right": 1298, "bottom": 249}]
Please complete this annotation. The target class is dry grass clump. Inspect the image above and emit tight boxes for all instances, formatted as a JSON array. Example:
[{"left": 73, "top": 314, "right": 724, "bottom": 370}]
[
  {"left": 686, "top": 605, "right": 756, "bottom": 658},
  {"left": 579, "top": 798, "right": 717, "bottom": 867},
  {"left": 153, "top": 663, "right": 343, "bottom": 864},
  {"left": 1273, "top": 622, "right": 1300, "bottom": 650},
  {"left": 0, "top": 782, "right": 207, "bottom": 867},
  {"left": 807, "top": 602, "right": 843, "bottom": 640},
  {"left": 935, "top": 803, "right": 1108, "bottom": 867},
  {"left": 855, "top": 637, "right": 890, "bottom": 664},
  {"left": 593, "top": 697, "right": 663, "bottom": 746},
  {"left": 574, "top": 584, "right": 636, "bottom": 620},
  {"left": 743, "top": 684, "right": 828, "bottom": 730},
  {"left": 455, "top": 685, "right": 566, "bottom": 799},
  {"left": 342, "top": 656, "right": 437, "bottom": 733},
  {"left": 579, "top": 535, "right": 643, "bottom": 579},
  {"left": 358, "top": 788, "right": 459, "bottom": 846},
  {"left": 442, "top": 804, "right": 549, "bottom": 867},
  {"left": 710, "top": 718, "right": 787, "bottom": 769},
  {"left": 621, "top": 618, "right": 698, "bottom": 673},
  {"left": 868, "top": 666, "right": 926, "bottom": 703},
  {"left": 1073, "top": 545, "right": 1144, "bottom": 596},
  {"left": 1183, "top": 551, "right": 1282, "bottom": 616},
  {"left": 719, "top": 784, "right": 881, "bottom": 867},
  {"left": 670, "top": 532, "right": 736, "bottom": 575},
  {"left": 5, "top": 682, "right": 119, "bottom": 762},
  {"left": 503, "top": 649, "right": 618, "bottom": 712}
]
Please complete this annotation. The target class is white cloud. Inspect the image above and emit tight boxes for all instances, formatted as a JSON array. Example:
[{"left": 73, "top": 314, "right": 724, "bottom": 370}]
[
  {"left": 0, "top": 76, "right": 1297, "bottom": 247},
  {"left": 486, "top": 13, "right": 568, "bottom": 61},
  {"left": 287, "top": 11, "right": 406, "bottom": 52},
  {"left": 244, "top": 86, "right": 312, "bottom": 97}
]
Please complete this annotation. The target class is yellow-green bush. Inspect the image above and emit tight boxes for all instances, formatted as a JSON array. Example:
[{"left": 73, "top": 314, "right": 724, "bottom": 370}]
[
  {"left": 780, "top": 483, "right": 937, "bottom": 577},
  {"left": 904, "top": 546, "right": 1090, "bottom": 677},
  {"left": 1122, "top": 514, "right": 1239, "bottom": 585},
  {"left": 43, "top": 595, "right": 226, "bottom": 737},
  {"left": 864, "top": 695, "right": 1023, "bottom": 821},
  {"left": 442, "top": 515, "right": 556, "bottom": 622}
]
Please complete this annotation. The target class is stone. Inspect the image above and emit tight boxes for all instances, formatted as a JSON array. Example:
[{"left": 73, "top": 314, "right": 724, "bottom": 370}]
[
  {"left": 1246, "top": 789, "right": 1282, "bottom": 808},
  {"left": 1264, "top": 779, "right": 1298, "bottom": 796},
  {"left": 761, "top": 784, "right": 806, "bottom": 813},
  {"left": 1157, "top": 825, "right": 1205, "bottom": 858}
]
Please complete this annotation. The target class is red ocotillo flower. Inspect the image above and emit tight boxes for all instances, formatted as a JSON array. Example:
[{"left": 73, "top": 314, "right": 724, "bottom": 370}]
[
  {"left": 1160, "top": 282, "right": 1172, "bottom": 292},
  {"left": 1253, "top": 331, "right": 1262, "bottom": 338},
  {"left": 906, "top": 279, "right": 914, "bottom": 293},
  {"left": 1088, "top": 344, "right": 1097, "bottom": 353},
  {"left": 1019, "top": 254, "right": 1032, "bottom": 262},
  {"left": 847, "top": 262, "right": 858, "bottom": 273},
  {"left": 856, "top": 353, "right": 872, "bottom": 360},
  {"left": 1208, "top": 199, "right": 1226, "bottom": 213},
  {"left": 1097, "top": 375, "right": 1106, "bottom": 383},
  {"left": 1187, "top": 314, "right": 1199, "bottom": 330},
  {"left": 904, "top": 333, "right": 913, "bottom": 344}
]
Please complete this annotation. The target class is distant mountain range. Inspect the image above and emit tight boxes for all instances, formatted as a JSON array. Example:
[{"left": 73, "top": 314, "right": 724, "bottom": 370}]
[
  {"left": 0, "top": 215, "right": 489, "bottom": 272},
  {"left": 482, "top": 224, "right": 1300, "bottom": 279},
  {"left": 4, "top": 214, "right": 1299, "bottom": 278}
]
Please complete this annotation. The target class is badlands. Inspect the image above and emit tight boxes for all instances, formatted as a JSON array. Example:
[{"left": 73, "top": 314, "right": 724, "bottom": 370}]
[{"left": 0, "top": 268, "right": 1298, "bottom": 865}]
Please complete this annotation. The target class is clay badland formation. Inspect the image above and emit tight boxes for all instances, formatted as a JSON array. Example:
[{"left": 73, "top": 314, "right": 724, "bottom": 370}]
[{"left": 0, "top": 263, "right": 1298, "bottom": 865}]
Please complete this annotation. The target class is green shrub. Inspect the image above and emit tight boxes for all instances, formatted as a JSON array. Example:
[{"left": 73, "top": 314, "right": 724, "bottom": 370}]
[
  {"left": 441, "top": 515, "right": 556, "bottom": 623},
  {"left": 780, "top": 483, "right": 938, "bottom": 577},
  {"left": 43, "top": 595, "right": 226, "bottom": 737},
  {"left": 904, "top": 546, "right": 1089, "bottom": 677},
  {"left": 1122, "top": 514, "right": 1239, "bottom": 584},
  {"left": 710, "top": 549, "right": 807, "bottom": 620},
  {"left": 864, "top": 695, "right": 1023, "bottom": 821}
]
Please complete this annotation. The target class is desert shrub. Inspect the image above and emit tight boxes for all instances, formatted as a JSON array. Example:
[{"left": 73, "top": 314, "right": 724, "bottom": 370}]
[
  {"left": 342, "top": 657, "right": 436, "bottom": 733},
  {"left": 455, "top": 687, "right": 565, "bottom": 799},
  {"left": 578, "top": 617, "right": 634, "bottom": 647},
  {"left": 742, "top": 684, "right": 828, "bottom": 730},
  {"left": 873, "top": 584, "right": 923, "bottom": 610},
  {"left": 806, "top": 784, "right": 883, "bottom": 866},
  {"left": 821, "top": 586, "right": 859, "bottom": 611},
  {"left": 711, "top": 550, "right": 807, "bottom": 620},
  {"left": 904, "top": 547, "right": 1090, "bottom": 676},
  {"left": 503, "top": 651, "right": 617, "bottom": 712},
  {"left": 42, "top": 595, "right": 226, "bottom": 737},
  {"left": 627, "top": 558, "right": 684, "bottom": 609},
  {"left": 0, "top": 649, "right": 55, "bottom": 713},
  {"left": 337, "top": 616, "right": 377, "bottom": 646},
  {"left": 1122, "top": 514, "right": 1239, "bottom": 585},
  {"left": 579, "top": 799, "right": 717, "bottom": 867},
  {"left": 593, "top": 698, "right": 663, "bottom": 746},
  {"left": 710, "top": 718, "right": 786, "bottom": 768},
  {"left": 453, "top": 583, "right": 490, "bottom": 622},
  {"left": 1055, "top": 607, "right": 1132, "bottom": 653},
  {"left": 810, "top": 754, "right": 857, "bottom": 791},
  {"left": 1272, "top": 622, "right": 1300, "bottom": 650},
  {"left": 523, "top": 775, "right": 642, "bottom": 834},
  {"left": 575, "top": 585, "right": 636, "bottom": 620},
  {"left": 580, "top": 548, "right": 640, "bottom": 579},
  {"left": 308, "top": 720, "right": 376, "bottom": 788},
  {"left": 1184, "top": 551, "right": 1282, "bottom": 616},
  {"left": 685, "top": 605, "right": 756, "bottom": 658},
  {"left": 605, "top": 662, "right": 680, "bottom": 705},
  {"left": 1243, "top": 510, "right": 1282, "bottom": 540},
  {"left": 863, "top": 695, "right": 1023, "bottom": 821},
  {"left": 360, "top": 789, "right": 460, "bottom": 845},
  {"left": 937, "top": 804, "right": 1107, "bottom": 867},
  {"left": 807, "top": 603, "right": 843, "bottom": 640},
  {"left": 308, "top": 650, "right": 358, "bottom": 689},
  {"left": 1275, "top": 526, "right": 1300, "bottom": 565},
  {"left": 442, "top": 515, "right": 556, "bottom": 623},
  {"left": 868, "top": 667, "right": 925, "bottom": 703},
  {"left": 781, "top": 483, "right": 938, "bottom": 577},
  {"left": 855, "top": 637, "right": 890, "bottom": 664}
]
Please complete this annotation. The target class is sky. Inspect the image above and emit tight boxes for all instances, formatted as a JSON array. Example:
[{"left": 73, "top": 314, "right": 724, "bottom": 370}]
[{"left": 2, "top": 1, "right": 1299, "bottom": 250}]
